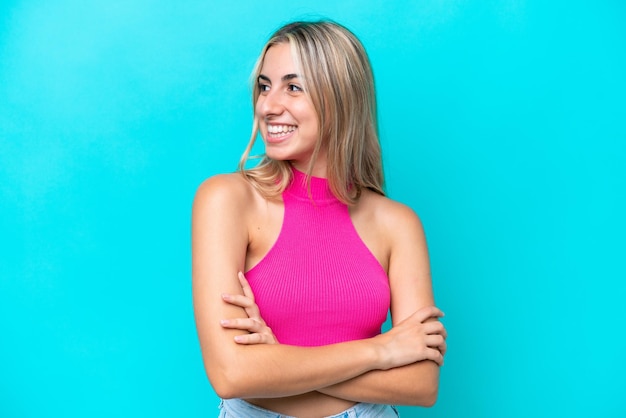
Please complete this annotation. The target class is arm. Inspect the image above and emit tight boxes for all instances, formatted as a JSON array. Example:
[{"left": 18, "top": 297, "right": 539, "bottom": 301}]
[
  {"left": 317, "top": 202, "right": 445, "bottom": 406},
  {"left": 192, "top": 176, "right": 442, "bottom": 400},
  {"left": 220, "top": 198, "right": 447, "bottom": 406}
]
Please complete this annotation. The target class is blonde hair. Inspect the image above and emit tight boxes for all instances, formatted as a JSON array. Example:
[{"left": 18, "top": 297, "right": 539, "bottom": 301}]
[{"left": 239, "top": 20, "right": 384, "bottom": 205}]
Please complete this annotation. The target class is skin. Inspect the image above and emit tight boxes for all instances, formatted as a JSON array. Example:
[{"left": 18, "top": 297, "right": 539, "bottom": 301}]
[
  {"left": 256, "top": 43, "right": 327, "bottom": 177},
  {"left": 192, "top": 42, "right": 447, "bottom": 417}
]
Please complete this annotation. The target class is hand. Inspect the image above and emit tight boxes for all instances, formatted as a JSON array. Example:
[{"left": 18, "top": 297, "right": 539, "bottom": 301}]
[
  {"left": 422, "top": 313, "right": 448, "bottom": 358},
  {"left": 220, "top": 271, "right": 279, "bottom": 345},
  {"left": 373, "top": 306, "right": 447, "bottom": 369}
]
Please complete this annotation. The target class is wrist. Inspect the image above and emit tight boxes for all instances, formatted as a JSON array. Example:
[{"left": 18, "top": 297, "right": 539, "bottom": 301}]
[{"left": 368, "top": 334, "right": 392, "bottom": 370}]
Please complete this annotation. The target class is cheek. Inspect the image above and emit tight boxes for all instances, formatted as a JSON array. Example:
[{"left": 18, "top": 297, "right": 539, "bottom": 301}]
[
  {"left": 255, "top": 100, "right": 267, "bottom": 132},
  {"left": 254, "top": 98, "right": 263, "bottom": 117},
  {"left": 295, "top": 102, "right": 319, "bottom": 125}
]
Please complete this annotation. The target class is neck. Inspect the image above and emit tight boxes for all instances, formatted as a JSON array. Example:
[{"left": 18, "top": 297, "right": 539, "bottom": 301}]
[
  {"left": 290, "top": 150, "right": 328, "bottom": 178},
  {"left": 288, "top": 165, "right": 336, "bottom": 203}
]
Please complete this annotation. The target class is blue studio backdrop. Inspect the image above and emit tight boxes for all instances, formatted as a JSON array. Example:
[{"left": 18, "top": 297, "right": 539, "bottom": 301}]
[{"left": 1, "top": 1, "right": 624, "bottom": 417}]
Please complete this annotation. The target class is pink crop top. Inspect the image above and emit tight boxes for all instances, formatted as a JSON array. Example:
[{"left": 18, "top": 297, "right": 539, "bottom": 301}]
[{"left": 245, "top": 168, "right": 390, "bottom": 347}]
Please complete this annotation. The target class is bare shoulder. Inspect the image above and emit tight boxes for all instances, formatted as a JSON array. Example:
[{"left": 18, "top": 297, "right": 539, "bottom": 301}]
[
  {"left": 193, "top": 172, "right": 257, "bottom": 214},
  {"left": 194, "top": 172, "right": 254, "bottom": 201},
  {"left": 359, "top": 189, "right": 425, "bottom": 237},
  {"left": 359, "top": 192, "right": 433, "bottom": 323}
]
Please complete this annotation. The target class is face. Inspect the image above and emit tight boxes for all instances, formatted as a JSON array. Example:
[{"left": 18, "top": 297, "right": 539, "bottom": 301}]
[{"left": 255, "top": 42, "right": 325, "bottom": 175}]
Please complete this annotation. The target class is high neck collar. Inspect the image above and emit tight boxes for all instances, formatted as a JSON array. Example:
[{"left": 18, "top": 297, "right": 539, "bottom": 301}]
[{"left": 287, "top": 167, "right": 338, "bottom": 204}]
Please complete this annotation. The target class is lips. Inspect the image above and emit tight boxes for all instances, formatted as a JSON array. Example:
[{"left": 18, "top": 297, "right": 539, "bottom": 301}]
[{"left": 266, "top": 124, "right": 297, "bottom": 142}]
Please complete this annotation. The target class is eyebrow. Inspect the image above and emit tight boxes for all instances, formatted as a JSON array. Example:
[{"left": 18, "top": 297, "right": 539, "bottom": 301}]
[{"left": 258, "top": 73, "right": 300, "bottom": 83}]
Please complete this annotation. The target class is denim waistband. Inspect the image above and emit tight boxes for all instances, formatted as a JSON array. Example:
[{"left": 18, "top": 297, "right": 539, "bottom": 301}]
[{"left": 218, "top": 398, "right": 399, "bottom": 417}]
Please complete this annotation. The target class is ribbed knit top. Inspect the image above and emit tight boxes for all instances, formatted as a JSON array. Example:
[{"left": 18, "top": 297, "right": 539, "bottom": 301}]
[{"left": 245, "top": 168, "right": 390, "bottom": 347}]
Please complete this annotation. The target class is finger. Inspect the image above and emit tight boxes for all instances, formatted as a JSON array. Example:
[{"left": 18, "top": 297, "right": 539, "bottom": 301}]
[
  {"left": 423, "top": 320, "right": 446, "bottom": 336},
  {"left": 425, "top": 334, "right": 445, "bottom": 349},
  {"left": 220, "top": 318, "right": 264, "bottom": 333},
  {"left": 238, "top": 271, "right": 255, "bottom": 302},
  {"left": 438, "top": 340, "right": 447, "bottom": 356},
  {"left": 222, "top": 293, "right": 255, "bottom": 309},
  {"left": 226, "top": 293, "right": 262, "bottom": 320},
  {"left": 234, "top": 333, "right": 274, "bottom": 345},
  {"left": 222, "top": 293, "right": 266, "bottom": 327},
  {"left": 414, "top": 306, "right": 444, "bottom": 323},
  {"left": 422, "top": 346, "right": 444, "bottom": 366},
  {"left": 438, "top": 324, "right": 448, "bottom": 339},
  {"left": 238, "top": 273, "right": 264, "bottom": 320}
]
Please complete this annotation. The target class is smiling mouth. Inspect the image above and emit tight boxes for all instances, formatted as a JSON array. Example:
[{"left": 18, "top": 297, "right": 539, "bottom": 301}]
[{"left": 267, "top": 124, "right": 297, "bottom": 139}]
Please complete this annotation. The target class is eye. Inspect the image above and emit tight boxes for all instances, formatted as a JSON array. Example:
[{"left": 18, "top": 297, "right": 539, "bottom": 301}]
[
  {"left": 288, "top": 84, "right": 303, "bottom": 92},
  {"left": 258, "top": 83, "right": 270, "bottom": 92}
]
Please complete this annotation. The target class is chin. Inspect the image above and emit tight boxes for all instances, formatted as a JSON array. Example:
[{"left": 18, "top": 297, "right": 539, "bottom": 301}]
[{"left": 265, "top": 148, "right": 295, "bottom": 162}]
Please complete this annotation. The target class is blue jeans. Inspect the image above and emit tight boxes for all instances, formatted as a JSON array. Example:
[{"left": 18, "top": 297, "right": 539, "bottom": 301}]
[{"left": 218, "top": 398, "right": 400, "bottom": 417}]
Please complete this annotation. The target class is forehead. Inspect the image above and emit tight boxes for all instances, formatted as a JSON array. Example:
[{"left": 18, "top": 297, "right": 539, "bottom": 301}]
[{"left": 260, "top": 43, "right": 297, "bottom": 76}]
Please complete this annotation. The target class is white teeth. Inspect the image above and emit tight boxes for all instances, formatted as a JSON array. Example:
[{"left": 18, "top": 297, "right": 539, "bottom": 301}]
[{"left": 268, "top": 125, "right": 296, "bottom": 134}]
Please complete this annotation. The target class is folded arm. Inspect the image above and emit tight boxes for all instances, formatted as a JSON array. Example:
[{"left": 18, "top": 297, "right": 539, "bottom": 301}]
[
  {"left": 192, "top": 176, "right": 443, "bottom": 400},
  {"left": 319, "top": 202, "right": 445, "bottom": 406},
  {"left": 219, "top": 195, "right": 447, "bottom": 406}
]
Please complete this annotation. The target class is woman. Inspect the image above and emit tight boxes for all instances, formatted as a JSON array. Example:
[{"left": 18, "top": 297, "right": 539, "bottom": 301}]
[{"left": 192, "top": 20, "right": 447, "bottom": 417}]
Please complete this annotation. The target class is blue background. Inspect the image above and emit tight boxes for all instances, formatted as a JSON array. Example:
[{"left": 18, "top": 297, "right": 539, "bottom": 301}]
[{"left": 1, "top": 1, "right": 624, "bottom": 417}]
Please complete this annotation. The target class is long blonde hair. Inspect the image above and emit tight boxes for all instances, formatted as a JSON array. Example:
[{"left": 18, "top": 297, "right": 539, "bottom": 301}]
[{"left": 239, "top": 20, "right": 384, "bottom": 205}]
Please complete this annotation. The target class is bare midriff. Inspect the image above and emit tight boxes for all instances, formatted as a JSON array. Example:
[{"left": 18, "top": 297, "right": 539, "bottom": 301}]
[{"left": 246, "top": 392, "right": 357, "bottom": 418}]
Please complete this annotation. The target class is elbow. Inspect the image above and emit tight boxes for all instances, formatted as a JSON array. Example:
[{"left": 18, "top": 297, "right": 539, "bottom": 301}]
[
  {"left": 211, "top": 378, "right": 237, "bottom": 400},
  {"left": 213, "top": 387, "right": 239, "bottom": 400},
  {"left": 419, "top": 384, "right": 439, "bottom": 407},
  {"left": 406, "top": 382, "right": 438, "bottom": 407},
  {"left": 200, "top": 344, "right": 262, "bottom": 399},
  {"left": 408, "top": 362, "right": 440, "bottom": 407},
  {"left": 207, "top": 366, "right": 249, "bottom": 399}
]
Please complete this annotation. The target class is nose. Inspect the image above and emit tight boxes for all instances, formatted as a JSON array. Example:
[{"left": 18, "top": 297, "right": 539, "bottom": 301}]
[{"left": 258, "top": 89, "right": 284, "bottom": 117}]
